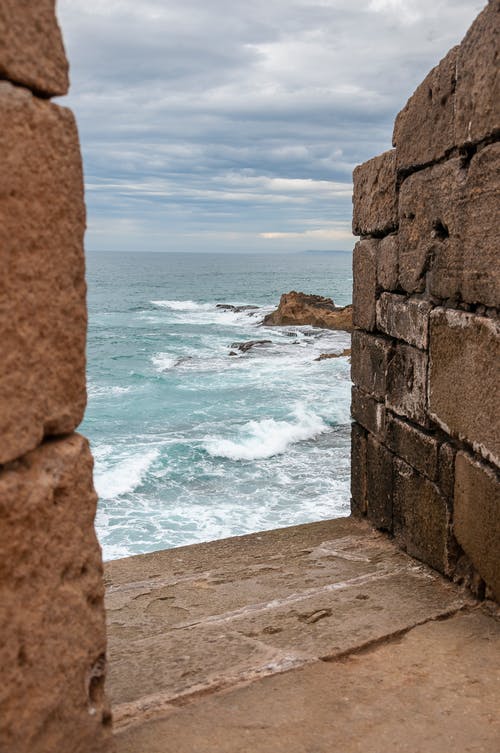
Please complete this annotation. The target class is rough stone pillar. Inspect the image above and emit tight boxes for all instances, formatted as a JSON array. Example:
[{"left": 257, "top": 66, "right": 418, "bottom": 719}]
[
  {"left": 350, "top": 1, "right": 500, "bottom": 603},
  {"left": 0, "top": 3, "right": 112, "bottom": 751}
]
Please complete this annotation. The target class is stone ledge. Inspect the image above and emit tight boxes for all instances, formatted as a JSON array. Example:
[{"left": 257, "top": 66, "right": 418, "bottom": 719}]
[{"left": 103, "top": 519, "right": 499, "bottom": 753}]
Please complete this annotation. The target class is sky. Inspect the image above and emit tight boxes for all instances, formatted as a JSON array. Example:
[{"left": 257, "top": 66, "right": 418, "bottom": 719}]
[{"left": 57, "top": 0, "right": 483, "bottom": 253}]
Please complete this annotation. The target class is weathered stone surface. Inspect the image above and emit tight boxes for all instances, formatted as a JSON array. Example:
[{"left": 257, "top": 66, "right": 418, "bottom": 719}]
[
  {"left": 377, "top": 233, "right": 399, "bottom": 291},
  {"left": 393, "top": 47, "right": 458, "bottom": 171},
  {"left": 393, "top": 459, "right": 449, "bottom": 574},
  {"left": 0, "top": 83, "right": 87, "bottom": 464},
  {"left": 352, "top": 240, "right": 377, "bottom": 331},
  {"left": 352, "top": 150, "right": 397, "bottom": 237},
  {"left": 454, "top": 452, "right": 500, "bottom": 602},
  {"left": 386, "top": 343, "right": 428, "bottom": 425},
  {"left": 455, "top": 0, "right": 500, "bottom": 147},
  {"left": 398, "top": 158, "right": 459, "bottom": 295},
  {"left": 0, "top": 0, "right": 69, "bottom": 97},
  {"left": 350, "top": 423, "right": 367, "bottom": 516},
  {"left": 0, "top": 435, "right": 111, "bottom": 753},
  {"left": 429, "top": 309, "right": 500, "bottom": 466},
  {"left": 398, "top": 148, "right": 500, "bottom": 304},
  {"left": 385, "top": 413, "right": 438, "bottom": 481},
  {"left": 351, "top": 387, "right": 385, "bottom": 439},
  {"left": 351, "top": 331, "right": 392, "bottom": 400},
  {"left": 114, "top": 610, "right": 500, "bottom": 753},
  {"left": 366, "top": 435, "right": 393, "bottom": 531},
  {"left": 457, "top": 143, "right": 500, "bottom": 306},
  {"left": 438, "top": 442, "right": 456, "bottom": 500},
  {"left": 377, "top": 293, "right": 432, "bottom": 349},
  {"left": 262, "top": 291, "right": 353, "bottom": 331}
]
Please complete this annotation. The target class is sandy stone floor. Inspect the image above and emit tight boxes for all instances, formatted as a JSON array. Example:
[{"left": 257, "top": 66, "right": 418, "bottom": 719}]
[{"left": 104, "top": 518, "right": 500, "bottom": 753}]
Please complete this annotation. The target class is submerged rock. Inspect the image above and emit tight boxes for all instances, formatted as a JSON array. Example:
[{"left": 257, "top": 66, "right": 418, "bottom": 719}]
[
  {"left": 263, "top": 291, "right": 353, "bottom": 332},
  {"left": 315, "top": 348, "right": 352, "bottom": 361},
  {"left": 217, "top": 304, "right": 259, "bottom": 313},
  {"left": 230, "top": 340, "right": 273, "bottom": 353}
]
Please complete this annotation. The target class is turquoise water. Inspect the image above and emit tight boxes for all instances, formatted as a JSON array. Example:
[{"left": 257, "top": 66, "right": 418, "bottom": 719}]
[{"left": 84, "top": 251, "right": 353, "bottom": 560}]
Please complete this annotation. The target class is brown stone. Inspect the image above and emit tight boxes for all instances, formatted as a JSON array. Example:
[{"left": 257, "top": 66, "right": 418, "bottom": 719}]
[
  {"left": 366, "top": 435, "right": 393, "bottom": 531},
  {"left": 351, "top": 331, "right": 392, "bottom": 400},
  {"left": 352, "top": 240, "right": 377, "bottom": 331},
  {"left": 0, "top": 83, "right": 87, "bottom": 464},
  {"left": 428, "top": 309, "right": 500, "bottom": 466},
  {"left": 398, "top": 158, "right": 460, "bottom": 295},
  {"left": 351, "top": 386, "right": 385, "bottom": 439},
  {"left": 377, "top": 233, "right": 399, "bottom": 291},
  {"left": 456, "top": 143, "right": 500, "bottom": 306},
  {"left": 352, "top": 150, "right": 397, "bottom": 237},
  {"left": 350, "top": 423, "right": 367, "bottom": 516},
  {"left": 398, "top": 148, "right": 500, "bottom": 305},
  {"left": 454, "top": 452, "right": 500, "bottom": 602},
  {"left": 438, "top": 442, "right": 456, "bottom": 500},
  {"left": 314, "top": 348, "right": 351, "bottom": 361},
  {"left": 386, "top": 343, "right": 428, "bottom": 425},
  {"left": 262, "top": 291, "right": 353, "bottom": 331},
  {"left": 393, "top": 459, "right": 449, "bottom": 574},
  {"left": 455, "top": 1, "right": 500, "bottom": 147},
  {"left": 0, "top": 0, "right": 69, "bottom": 97},
  {"left": 0, "top": 435, "right": 111, "bottom": 753},
  {"left": 376, "top": 293, "right": 431, "bottom": 349},
  {"left": 385, "top": 413, "right": 439, "bottom": 481},
  {"left": 393, "top": 47, "right": 458, "bottom": 171}
]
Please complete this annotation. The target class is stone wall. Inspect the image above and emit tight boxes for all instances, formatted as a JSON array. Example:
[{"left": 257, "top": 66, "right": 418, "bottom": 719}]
[
  {"left": 0, "top": 3, "right": 112, "bottom": 751},
  {"left": 351, "top": 1, "right": 499, "bottom": 603}
]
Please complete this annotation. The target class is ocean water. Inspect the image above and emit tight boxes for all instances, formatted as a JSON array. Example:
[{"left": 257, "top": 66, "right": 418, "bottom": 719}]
[{"left": 84, "top": 251, "right": 353, "bottom": 560}]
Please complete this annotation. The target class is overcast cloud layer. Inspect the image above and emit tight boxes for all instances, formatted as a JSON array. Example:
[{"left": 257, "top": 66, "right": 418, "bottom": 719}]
[{"left": 57, "top": 0, "right": 483, "bottom": 253}]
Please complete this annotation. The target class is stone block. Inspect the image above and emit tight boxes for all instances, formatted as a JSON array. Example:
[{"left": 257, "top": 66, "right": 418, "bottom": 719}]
[
  {"left": 366, "top": 435, "right": 393, "bottom": 531},
  {"left": 0, "top": 83, "right": 87, "bottom": 464},
  {"left": 353, "top": 240, "right": 377, "bottom": 331},
  {"left": 350, "top": 423, "right": 367, "bottom": 516},
  {"left": 351, "top": 331, "right": 392, "bottom": 400},
  {"left": 351, "top": 386, "right": 385, "bottom": 439},
  {"left": 398, "top": 158, "right": 460, "bottom": 296},
  {"left": 393, "top": 46, "right": 458, "bottom": 171},
  {"left": 454, "top": 452, "right": 500, "bottom": 602},
  {"left": 398, "top": 148, "right": 500, "bottom": 305},
  {"left": 377, "top": 234, "right": 399, "bottom": 291},
  {"left": 438, "top": 442, "right": 456, "bottom": 501},
  {"left": 429, "top": 309, "right": 500, "bottom": 466},
  {"left": 377, "top": 293, "right": 432, "bottom": 350},
  {"left": 0, "top": 435, "right": 111, "bottom": 753},
  {"left": 352, "top": 150, "right": 397, "bottom": 237},
  {"left": 386, "top": 343, "right": 428, "bottom": 426},
  {"left": 0, "top": 0, "right": 69, "bottom": 97},
  {"left": 393, "top": 459, "right": 449, "bottom": 574},
  {"left": 455, "top": 1, "right": 500, "bottom": 147},
  {"left": 385, "top": 413, "right": 439, "bottom": 481},
  {"left": 456, "top": 143, "right": 500, "bottom": 307}
]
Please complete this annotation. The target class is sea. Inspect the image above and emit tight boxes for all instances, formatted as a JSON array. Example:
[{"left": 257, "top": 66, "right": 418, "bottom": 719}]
[{"left": 84, "top": 251, "right": 353, "bottom": 560}]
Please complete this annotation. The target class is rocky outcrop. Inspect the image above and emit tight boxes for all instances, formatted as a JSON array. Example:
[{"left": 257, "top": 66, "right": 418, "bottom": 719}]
[
  {"left": 263, "top": 292, "right": 353, "bottom": 331},
  {"left": 351, "top": 1, "right": 500, "bottom": 603},
  {"left": 230, "top": 340, "right": 272, "bottom": 353},
  {"left": 315, "top": 348, "right": 352, "bottom": 361}
]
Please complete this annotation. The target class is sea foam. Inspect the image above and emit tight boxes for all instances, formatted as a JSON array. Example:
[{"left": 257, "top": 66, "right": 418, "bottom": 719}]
[
  {"left": 94, "top": 448, "right": 160, "bottom": 499},
  {"left": 203, "top": 404, "right": 329, "bottom": 461}
]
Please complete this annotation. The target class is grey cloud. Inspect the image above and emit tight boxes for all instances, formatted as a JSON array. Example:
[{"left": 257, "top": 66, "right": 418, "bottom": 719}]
[{"left": 58, "top": 0, "right": 484, "bottom": 252}]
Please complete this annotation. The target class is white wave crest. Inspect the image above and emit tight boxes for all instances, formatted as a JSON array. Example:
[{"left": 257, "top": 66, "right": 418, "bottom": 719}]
[
  {"left": 94, "top": 449, "right": 159, "bottom": 499},
  {"left": 152, "top": 353, "right": 178, "bottom": 371},
  {"left": 203, "top": 405, "right": 329, "bottom": 461},
  {"left": 151, "top": 299, "right": 212, "bottom": 311}
]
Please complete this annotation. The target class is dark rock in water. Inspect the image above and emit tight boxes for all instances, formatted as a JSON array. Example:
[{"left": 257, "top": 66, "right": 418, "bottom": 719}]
[
  {"left": 217, "top": 304, "right": 259, "bottom": 313},
  {"left": 228, "top": 351, "right": 238, "bottom": 356},
  {"left": 263, "top": 291, "right": 353, "bottom": 332},
  {"left": 315, "top": 348, "right": 352, "bottom": 361},
  {"left": 230, "top": 340, "right": 273, "bottom": 353}
]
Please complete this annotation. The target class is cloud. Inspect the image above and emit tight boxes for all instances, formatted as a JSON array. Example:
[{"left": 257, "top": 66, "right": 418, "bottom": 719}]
[{"left": 57, "top": 0, "right": 484, "bottom": 252}]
